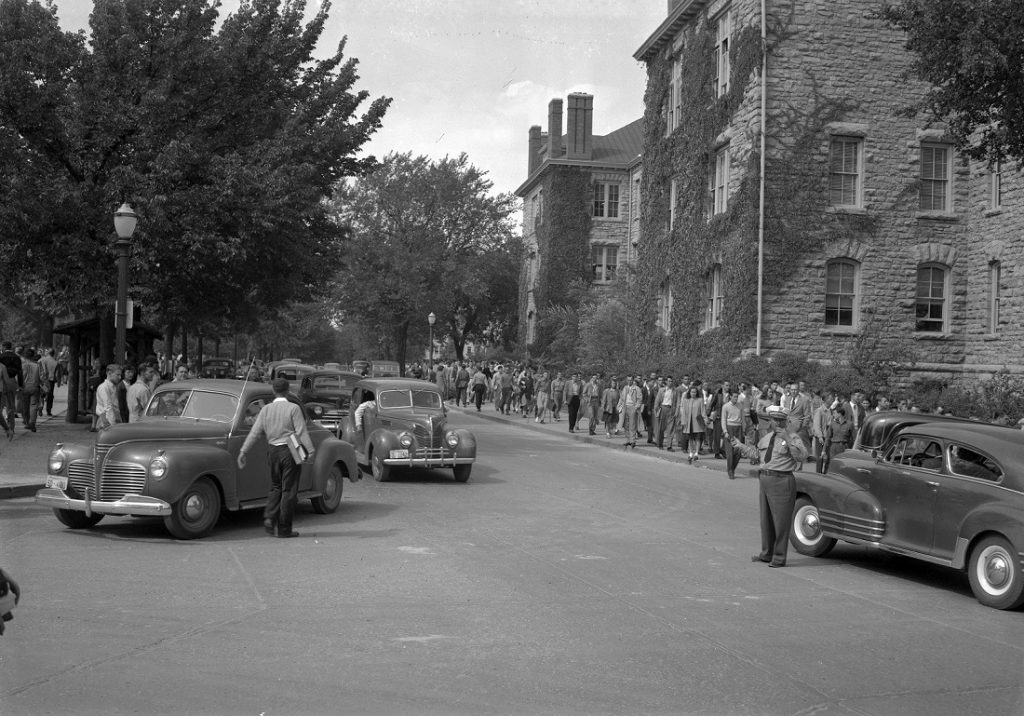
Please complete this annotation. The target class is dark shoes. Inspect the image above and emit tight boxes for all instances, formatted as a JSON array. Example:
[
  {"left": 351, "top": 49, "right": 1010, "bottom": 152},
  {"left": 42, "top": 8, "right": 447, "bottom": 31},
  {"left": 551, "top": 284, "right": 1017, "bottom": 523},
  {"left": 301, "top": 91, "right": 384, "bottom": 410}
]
[
  {"left": 277, "top": 530, "right": 300, "bottom": 538},
  {"left": 751, "top": 555, "right": 770, "bottom": 563}
]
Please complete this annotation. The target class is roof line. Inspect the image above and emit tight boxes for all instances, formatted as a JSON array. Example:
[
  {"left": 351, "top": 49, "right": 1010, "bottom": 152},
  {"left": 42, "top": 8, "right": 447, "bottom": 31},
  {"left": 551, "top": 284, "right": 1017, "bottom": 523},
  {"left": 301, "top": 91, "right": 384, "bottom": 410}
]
[{"left": 634, "top": 0, "right": 709, "bottom": 62}]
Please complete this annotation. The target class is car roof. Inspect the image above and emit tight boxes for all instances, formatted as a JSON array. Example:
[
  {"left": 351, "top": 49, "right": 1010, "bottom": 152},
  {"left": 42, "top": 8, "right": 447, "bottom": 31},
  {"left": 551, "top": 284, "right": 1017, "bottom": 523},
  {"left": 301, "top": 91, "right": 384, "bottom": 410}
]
[
  {"left": 154, "top": 378, "right": 275, "bottom": 397},
  {"left": 356, "top": 377, "right": 436, "bottom": 392},
  {"left": 306, "top": 370, "right": 362, "bottom": 379},
  {"left": 894, "top": 421, "right": 1024, "bottom": 460}
]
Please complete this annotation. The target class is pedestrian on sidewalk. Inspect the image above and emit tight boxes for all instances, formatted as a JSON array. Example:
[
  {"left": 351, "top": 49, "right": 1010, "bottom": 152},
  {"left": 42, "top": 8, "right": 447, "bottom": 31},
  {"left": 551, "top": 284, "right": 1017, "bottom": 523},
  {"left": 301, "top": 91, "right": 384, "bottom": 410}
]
[
  {"left": 721, "top": 390, "right": 744, "bottom": 478},
  {"left": 39, "top": 348, "right": 58, "bottom": 417},
  {"left": 550, "top": 372, "right": 565, "bottom": 422},
  {"left": 564, "top": 372, "right": 584, "bottom": 432},
  {"left": 0, "top": 342, "right": 21, "bottom": 432},
  {"left": 601, "top": 377, "right": 620, "bottom": 437},
  {"left": 678, "top": 385, "right": 706, "bottom": 463},
  {"left": 94, "top": 363, "right": 123, "bottom": 431},
  {"left": 618, "top": 376, "right": 643, "bottom": 448},
  {"left": 19, "top": 349, "right": 42, "bottom": 433},
  {"left": 471, "top": 364, "right": 488, "bottom": 412}
]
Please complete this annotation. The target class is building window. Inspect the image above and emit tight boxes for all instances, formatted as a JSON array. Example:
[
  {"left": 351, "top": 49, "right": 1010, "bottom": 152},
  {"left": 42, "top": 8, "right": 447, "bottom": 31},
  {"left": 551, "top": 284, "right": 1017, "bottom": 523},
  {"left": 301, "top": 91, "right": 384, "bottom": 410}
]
[
  {"left": 988, "top": 260, "right": 1001, "bottom": 334},
  {"left": 658, "top": 278, "right": 673, "bottom": 334},
  {"left": 829, "top": 136, "right": 862, "bottom": 207},
  {"left": 593, "top": 182, "right": 620, "bottom": 218},
  {"left": 666, "top": 58, "right": 681, "bottom": 136},
  {"left": 713, "top": 8, "right": 731, "bottom": 97},
  {"left": 704, "top": 264, "right": 723, "bottom": 330},
  {"left": 915, "top": 263, "right": 949, "bottom": 333},
  {"left": 592, "top": 244, "right": 618, "bottom": 283},
  {"left": 920, "top": 144, "right": 951, "bottom": 211},
  {"left": 824, "top": 259, "right": 859, "bottom": 328},
  {"left": 990, "top": 162, "right": 1002, "bottom": 210},
  {"left": 710, "top": 145, "right": 730, "bottom": 215},
  {"left": 669, "top": 178, "right": 678, "bottom": 229}
]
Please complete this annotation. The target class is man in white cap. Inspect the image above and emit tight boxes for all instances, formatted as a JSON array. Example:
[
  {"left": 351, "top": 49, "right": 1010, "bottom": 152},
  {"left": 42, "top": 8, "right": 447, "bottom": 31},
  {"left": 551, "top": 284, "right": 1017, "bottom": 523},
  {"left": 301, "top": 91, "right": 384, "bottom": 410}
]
[{"left": 730, "top": 404, "right": 808, "bottom": 567}]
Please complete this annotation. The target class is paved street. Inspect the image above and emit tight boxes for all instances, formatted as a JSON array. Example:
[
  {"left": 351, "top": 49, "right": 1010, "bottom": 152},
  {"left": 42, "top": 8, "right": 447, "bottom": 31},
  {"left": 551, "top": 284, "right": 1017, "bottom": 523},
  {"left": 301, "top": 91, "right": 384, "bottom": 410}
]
[{"left": 1, "top": 406, "right": 1022, "bottom": 715}]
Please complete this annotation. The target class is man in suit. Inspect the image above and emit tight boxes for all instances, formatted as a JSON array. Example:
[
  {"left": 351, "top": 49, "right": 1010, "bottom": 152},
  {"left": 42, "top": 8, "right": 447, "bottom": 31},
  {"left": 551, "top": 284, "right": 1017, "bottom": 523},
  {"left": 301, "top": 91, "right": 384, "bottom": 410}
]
[
  {"left": 654, "top": 377, "right": 677, "bottom": 450},
  {"left": 783, "top": 382, "right": 813, "bottom": 458},
  {"left": 848, "top": 390, "right": 867, "bottom": 434}
]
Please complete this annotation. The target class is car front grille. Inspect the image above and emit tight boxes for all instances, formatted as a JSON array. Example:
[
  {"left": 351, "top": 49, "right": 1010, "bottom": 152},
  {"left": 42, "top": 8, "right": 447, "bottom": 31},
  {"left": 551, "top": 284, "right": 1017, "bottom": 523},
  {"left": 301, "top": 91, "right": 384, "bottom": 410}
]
[
  {"left": 413, "top": 447, "right": 447, "bottom": 460},
  {"left": 65, "top": 445, "right": 146, "bottom": 501}
]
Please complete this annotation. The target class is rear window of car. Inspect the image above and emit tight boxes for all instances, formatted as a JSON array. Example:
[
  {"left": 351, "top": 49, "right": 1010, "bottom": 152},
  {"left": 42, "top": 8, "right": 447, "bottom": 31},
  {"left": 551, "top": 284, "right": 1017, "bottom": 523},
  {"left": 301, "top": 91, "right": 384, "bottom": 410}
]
[
  {"left": 885, "top": 436, "right": 943, "bottom": 470},
  {"left": 313, "top": 376, "right": 341, "bottom": 390},
  {"left": 948, "top": 444, "right": 1003, "bottom": 482}
]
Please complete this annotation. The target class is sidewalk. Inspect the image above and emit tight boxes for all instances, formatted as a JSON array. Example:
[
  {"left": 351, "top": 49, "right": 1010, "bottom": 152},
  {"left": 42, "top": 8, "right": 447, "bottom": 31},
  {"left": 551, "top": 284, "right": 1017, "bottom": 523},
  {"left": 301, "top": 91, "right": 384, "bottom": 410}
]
[
  {"left": 0, "top": 386, "right": 92, "bottom": 499},
  {"left": 449, "top": 399, "right": 748, "bottom": 477}
]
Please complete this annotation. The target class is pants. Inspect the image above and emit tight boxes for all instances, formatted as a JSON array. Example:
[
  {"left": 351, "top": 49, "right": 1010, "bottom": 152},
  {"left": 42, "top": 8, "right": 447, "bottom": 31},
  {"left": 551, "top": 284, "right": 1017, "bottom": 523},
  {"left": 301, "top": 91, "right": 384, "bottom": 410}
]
[
  {"left": 723, "top": 424, "right": 744, "bottom": 476},
  {"left": 587, "top": 400, "right": 601, "bottom": 434},
  {"left": 20, "top": 388, "right": 39, "bottom": 429},
  {"left": 642, "top": 407, "right": 653, "bottom": 441},
  {"left": 499, "top": 387, "right": 512, "bottom": 414},
  {"left": 567, "top": 396, "right": 581, "bottom": 430},
  {"left": 709, "top": 419, "right": 723, "bottom": 456},
  {"left": 657, "top": 411, "right": 675, "bottom": 448},
  {"left": 621, "top": 406, "right": 640, "bottom": 443},
  {"left": 552, "top": 394, "right": 563, "bottom": 420},
  {"left": 1, "top": 390, "right": 16, "bottom": 430},
  {"left": 44, "top": 383, "right": 55, "bottom": 415},
  {"left": 472, "top": 384, "right": 485, "bottom": 411},
  {"left": 757, "top": 470, "right": 796, "bottom": 566},
  {"left": 265, "top": 444, "right": 301, "bottom": 532},
  {"left": 456, "top": 386, "right": 468, "bottom": 406}
]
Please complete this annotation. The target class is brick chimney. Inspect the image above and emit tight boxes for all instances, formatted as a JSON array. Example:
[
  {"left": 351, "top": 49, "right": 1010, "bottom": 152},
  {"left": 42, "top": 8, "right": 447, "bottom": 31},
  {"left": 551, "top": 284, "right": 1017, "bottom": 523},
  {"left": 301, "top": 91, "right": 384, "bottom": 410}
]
[
  {"left": 528, "top": 125, "right": 542, "bottom": 175},
  {"left": 547, "top": 98, "right": 563, "bottom": 159},
  {"left": 565, "top": 93, "right": 593, "bottom": 160}
]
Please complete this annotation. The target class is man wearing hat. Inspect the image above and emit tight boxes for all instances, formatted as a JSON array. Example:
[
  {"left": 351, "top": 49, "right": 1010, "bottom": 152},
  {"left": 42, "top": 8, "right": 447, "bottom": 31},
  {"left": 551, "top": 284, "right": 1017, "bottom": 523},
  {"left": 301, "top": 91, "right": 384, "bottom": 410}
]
[{"left": 730, "top": 404, "right": 808, "bottom": 567}]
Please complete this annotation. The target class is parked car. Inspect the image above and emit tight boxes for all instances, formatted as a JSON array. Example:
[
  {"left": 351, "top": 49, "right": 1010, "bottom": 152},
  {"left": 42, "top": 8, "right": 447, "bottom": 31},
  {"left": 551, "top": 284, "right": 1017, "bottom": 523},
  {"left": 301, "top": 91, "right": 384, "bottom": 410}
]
[
  {"left": 270, "top": 362, "right": 316, "bottom": 392},
  {"left": 299, "top": 369, "right": 362, "bottom": 431},
  {"left": 36, "top": 379, "right": 360, "bottom": 539},
  {"left": 339, "top": 378, "right": 476, "bottom": 482},
  {"left": 791, "top": 421, "right": 1024, "bottom": 609},
  {"left": 200, "top": 357, "right": 234, "bottom": 379},
  {"left": 371, "top": 360, "right": 401, "bottom": 378},
  {"left": 852, "top": 410, "right": 989, "bottom": 454}
]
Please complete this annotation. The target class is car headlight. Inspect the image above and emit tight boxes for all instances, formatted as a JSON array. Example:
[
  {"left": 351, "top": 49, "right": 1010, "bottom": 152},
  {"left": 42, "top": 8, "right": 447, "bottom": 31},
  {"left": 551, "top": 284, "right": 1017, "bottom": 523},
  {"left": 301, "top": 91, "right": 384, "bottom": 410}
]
[
  {"left": 445, "top": 431, "right": 460, "bottom": 448},
  {"left": 399, "top": 432, "right": 413, "bottom": 447},
  {"left": 48, "top": 447, "right": 66, "bottom": 474},
  {"left": 150, "top": 456, "right": 169, "bottom": 480}
]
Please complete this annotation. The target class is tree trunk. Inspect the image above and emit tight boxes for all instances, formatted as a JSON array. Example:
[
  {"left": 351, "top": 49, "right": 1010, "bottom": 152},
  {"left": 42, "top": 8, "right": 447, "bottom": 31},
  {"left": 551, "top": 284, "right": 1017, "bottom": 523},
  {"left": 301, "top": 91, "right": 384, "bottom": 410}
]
[
  {"left": 66, "top": 332, "right": 80, "bottom": 423},
  {"left": 180, "top": 324, "right": 189, "bottom": 363},
  {"left": 394, "top": 319, "right": 410, "bottom": 376}
]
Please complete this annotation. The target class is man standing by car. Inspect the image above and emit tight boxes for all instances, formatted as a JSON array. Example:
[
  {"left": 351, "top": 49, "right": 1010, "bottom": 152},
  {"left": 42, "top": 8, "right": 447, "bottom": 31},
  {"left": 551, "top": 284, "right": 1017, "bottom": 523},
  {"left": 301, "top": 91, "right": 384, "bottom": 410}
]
[
  {"left": 730, "top": 405, "right": 808, "bottom": 568},
  {"left": 237, "top": 378, "right": 315, "bottom": 538}
]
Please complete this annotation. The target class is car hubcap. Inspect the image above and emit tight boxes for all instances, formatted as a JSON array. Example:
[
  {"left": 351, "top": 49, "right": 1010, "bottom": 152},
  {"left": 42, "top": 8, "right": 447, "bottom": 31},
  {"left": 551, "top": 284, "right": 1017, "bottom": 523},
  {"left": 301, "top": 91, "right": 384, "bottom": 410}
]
[
  {"left": 183, "top": 493, "right": 205, "bottom": 521},
  {"left": 325, "top": 476, "right": 338, "bottom": 500},
  {"left": 984, "top": 549, "right": 1010, "bottom": 591},
  {"left": 797, "top": 507, "right": 820, "bottom": 543}
]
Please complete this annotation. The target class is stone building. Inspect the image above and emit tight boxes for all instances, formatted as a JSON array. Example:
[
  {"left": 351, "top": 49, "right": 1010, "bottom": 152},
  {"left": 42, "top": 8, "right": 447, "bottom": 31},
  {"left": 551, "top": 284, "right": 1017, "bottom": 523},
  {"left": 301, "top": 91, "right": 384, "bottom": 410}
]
[
  {"left": 516, "top": 93, "right": 643, "bottom": 347},
  {"left": 630, "top": 0, "right": 1023, "bottom": 383}
]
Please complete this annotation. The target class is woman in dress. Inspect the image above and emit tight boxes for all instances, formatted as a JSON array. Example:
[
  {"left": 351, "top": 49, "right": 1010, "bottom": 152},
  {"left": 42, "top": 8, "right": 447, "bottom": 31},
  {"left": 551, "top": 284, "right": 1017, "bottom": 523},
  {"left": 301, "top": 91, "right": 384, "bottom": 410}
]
[{"left": 678, "top": 386, "right": 707, "bottom": 464}]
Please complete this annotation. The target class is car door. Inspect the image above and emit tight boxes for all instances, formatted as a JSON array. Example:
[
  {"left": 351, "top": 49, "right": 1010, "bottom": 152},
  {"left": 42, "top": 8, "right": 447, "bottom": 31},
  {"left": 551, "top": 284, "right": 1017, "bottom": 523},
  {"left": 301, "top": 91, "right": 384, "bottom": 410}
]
[
  {"left": 875, "top": 435, "right": 941, "bottom": 554},
  {"left": 930, "top": 442, "right": 1004, "bottom": 562},
  {"left": 231, "top": 396, "right": 272, "bottom": 503}
]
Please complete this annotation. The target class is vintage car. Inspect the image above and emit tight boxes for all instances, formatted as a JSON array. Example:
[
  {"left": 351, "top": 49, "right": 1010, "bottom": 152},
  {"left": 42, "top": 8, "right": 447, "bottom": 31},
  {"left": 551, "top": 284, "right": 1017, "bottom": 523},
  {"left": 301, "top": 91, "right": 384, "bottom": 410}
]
[
  {"left": 339, "top": 378, "right": 476, "bottom": 482},
  {"left": 852, "top": 410, "right": 987, "bottom": 454},
  {"left": 200, "top": 357, "right": 234, "bottom": 379},
  {"left": 36, "top": 379, "right": 360, "bottom": 540},
  {"left": 298, "top": 369, "right": 363, "bottom": 431},
  {"left": 270, "top": 362, "right": 316, "bottom": 392},
  {"left": 791, "top": 421, "right": 1024, "bottom": 609}
]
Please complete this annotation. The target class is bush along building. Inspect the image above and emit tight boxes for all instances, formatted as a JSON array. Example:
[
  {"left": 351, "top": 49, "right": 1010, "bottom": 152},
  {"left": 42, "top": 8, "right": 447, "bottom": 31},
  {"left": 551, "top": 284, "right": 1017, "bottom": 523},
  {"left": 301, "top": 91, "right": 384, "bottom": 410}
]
[
  {"left": 630, "top": 0, "right": 1023, "bottom": 385},
  {"left": 516, "top": 93, "right": 643, "bottom": 357}
]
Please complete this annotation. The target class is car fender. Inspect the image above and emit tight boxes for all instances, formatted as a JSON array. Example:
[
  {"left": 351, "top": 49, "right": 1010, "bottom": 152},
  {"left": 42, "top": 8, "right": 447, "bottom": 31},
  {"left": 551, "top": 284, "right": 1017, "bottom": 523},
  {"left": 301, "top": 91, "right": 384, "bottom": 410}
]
[
  {"left": 956, "top": 505, "right": 1024, "bottom": 568},
  {"left": 796, "top": 472, "right": 883, "bottom": 541},
  {"left": 312, "top": 436, "right": 360, "bottom": 485},
  {"left": 450, "top": 428, "right": 477, "bottom": 459},
  {"left": 369, "top": 429, "right": 400, "bottom": 461},
  {"left": 107, "top": 442, "right": 236, "bottom": 508}
]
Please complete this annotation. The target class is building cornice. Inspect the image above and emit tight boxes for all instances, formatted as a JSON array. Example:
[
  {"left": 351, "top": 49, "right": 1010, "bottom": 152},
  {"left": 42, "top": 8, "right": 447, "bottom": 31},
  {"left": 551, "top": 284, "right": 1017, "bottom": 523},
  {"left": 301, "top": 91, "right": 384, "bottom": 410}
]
[
  {"left": 515, "top": 158, "right": 637, "bottom": 197},
  {"left": 634, "top": 0, "right": 710, "bottom": 62}
]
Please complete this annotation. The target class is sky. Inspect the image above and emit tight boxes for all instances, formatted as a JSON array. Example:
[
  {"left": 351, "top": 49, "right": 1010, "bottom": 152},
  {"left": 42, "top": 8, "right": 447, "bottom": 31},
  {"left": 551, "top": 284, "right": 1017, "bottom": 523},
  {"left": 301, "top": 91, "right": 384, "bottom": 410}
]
[{"left": 54, "top": 0, "right": 666, "bottom": 197}]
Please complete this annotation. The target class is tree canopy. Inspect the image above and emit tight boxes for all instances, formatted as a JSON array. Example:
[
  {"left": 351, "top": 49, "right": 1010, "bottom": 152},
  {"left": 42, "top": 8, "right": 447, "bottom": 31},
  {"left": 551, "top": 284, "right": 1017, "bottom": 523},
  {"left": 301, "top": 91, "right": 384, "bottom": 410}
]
[
  {"left": 0, "top": 0, "right": 389, "bottom": 331},
  {"left": 881, "top": 0, "right": 1024, "bottom": 163},
  {"left": 329, "top": 152, "right": 521, "bottom": 370}
]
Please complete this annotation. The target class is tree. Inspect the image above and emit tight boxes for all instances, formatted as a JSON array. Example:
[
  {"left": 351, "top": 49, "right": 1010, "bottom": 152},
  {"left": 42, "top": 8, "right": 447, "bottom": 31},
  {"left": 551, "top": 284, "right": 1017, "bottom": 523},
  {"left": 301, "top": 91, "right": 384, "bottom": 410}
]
[
  {"left": 0, "top": 0, "right": 389, "bottom": 340},
  {"left": 880, "top": 0, "right": 1024, "bottom": 162},
  {"left": 329, "top": 152, "right": 520, "bottom": 371}
]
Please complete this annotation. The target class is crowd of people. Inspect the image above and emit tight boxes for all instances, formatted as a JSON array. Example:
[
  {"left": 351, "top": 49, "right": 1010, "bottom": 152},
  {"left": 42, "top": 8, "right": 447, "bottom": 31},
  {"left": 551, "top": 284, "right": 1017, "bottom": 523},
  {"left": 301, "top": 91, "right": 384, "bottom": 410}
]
[{"left": 405, "top": 359, "right": 1024, "bottom": 479}]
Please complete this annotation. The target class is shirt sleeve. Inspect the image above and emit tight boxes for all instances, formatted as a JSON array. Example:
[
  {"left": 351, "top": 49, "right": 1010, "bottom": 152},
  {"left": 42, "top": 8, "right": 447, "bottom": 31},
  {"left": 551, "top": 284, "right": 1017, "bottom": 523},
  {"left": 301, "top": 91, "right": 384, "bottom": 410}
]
[{"left": 240, "top": 409, "right": 266, "bottom": 455}]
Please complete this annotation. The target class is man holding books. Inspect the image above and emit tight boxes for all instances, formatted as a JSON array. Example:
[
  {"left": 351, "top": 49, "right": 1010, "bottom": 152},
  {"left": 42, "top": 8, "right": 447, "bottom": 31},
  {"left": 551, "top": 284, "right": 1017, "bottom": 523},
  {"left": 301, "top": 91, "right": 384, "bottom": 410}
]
[{"left": 237, "top": 378, "right": 315, "bottom": 538}]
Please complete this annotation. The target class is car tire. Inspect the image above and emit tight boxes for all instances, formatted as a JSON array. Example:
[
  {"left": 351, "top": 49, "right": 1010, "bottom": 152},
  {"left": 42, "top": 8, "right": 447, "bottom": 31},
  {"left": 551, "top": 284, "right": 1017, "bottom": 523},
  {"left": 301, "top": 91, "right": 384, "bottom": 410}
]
[
  {"left": 53, "top": 508, "right": 104, "bottom": 530},
  {"left": 968, "top": 535, "right": 1024, "bottom": 610},
  {"left": 311, "top": 465, "right": 344, "bottom": 514},
  {"left": 790, "top": 496, "right": 837, "bottom": 557},
  {"left": 452, "top": 464, "right": 472, "bottom": 483},
  {"left": 164, "top": 477, "right": 221, "bottom": 540},
  {"left": 371, "top": 451, "right": 390, "bottom": 482}
]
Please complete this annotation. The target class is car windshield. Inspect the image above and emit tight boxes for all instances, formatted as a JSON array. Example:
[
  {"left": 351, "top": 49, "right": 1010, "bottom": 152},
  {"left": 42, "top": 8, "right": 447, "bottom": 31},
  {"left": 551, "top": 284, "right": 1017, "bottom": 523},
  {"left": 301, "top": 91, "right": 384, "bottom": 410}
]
[
  {"left": 377, "top": 389, "right": 442, "bottom": 410},
  {"left": 146, "top": 389, "right": 239, "bottom": 422}
]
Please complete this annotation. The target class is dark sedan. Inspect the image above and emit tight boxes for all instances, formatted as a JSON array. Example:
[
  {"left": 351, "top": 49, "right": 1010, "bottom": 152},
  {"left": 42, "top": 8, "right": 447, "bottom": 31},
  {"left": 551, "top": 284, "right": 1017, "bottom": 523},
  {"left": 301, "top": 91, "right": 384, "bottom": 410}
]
[
  {"left": 791, "top": 421, "right": 1024, "bottom": 609},
  {"left": 299, "top": 369, "right": 363, "bottom": 431}
]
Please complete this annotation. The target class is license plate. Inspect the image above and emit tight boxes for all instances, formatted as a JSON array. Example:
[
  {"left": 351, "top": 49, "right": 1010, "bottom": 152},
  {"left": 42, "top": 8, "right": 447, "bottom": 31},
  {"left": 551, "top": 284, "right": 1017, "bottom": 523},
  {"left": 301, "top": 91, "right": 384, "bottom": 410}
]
[
  {"left": 45, "top": 475, "right": 68, "bottom": 490},
  {"left": 389, "top": 449, "right": 410, "bottom": 459}
]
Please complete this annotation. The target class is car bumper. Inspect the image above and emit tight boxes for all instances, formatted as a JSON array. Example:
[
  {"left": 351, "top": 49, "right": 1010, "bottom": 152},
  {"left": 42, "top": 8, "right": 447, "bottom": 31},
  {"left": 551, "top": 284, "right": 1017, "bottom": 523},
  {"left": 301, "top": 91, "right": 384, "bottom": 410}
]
[
  {"left": 383, "top": 456, "right": 475, "bottom": 467},
  {"left": 35, "top": 488, "right": 172, "bottom": 517}
]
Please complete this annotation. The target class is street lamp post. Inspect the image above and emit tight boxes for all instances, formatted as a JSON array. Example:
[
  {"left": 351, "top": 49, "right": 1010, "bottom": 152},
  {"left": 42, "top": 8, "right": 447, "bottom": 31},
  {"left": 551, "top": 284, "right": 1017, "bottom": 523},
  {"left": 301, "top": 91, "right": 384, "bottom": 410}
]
[
  {"left": 113, "top": 203, "right": 138, "bottom": 364},
  {"left": 427, "top": 312, "right": 436, "bottom": 372}
]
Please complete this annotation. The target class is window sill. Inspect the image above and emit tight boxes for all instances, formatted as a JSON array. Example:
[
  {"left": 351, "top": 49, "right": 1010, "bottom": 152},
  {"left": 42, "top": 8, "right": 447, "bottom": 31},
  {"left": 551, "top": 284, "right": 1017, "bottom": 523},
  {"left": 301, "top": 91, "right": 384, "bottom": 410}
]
[
  {"left": 983, "top": 208, "right": 1004, "bottom": 218},
  {"left": 699, "top": 326, "right": 722, "bottom": 336},
  {"left": 820, "top": 328, "right": 858, "bottom": 336},
  {"left": 592, "top": 216, "right": 623, "bottom": 222},
  {"left": 913, "top": 331, "right": 952, "bottom": 340},
  {"left": 915, "top": 211, "right": 959, "bottom": 222},
  {"left": 982, "top": 333, "right": 1001, "bottom": 341},
  {"left": 826, "top": 206, "right": 867, "bottom": 216}
]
